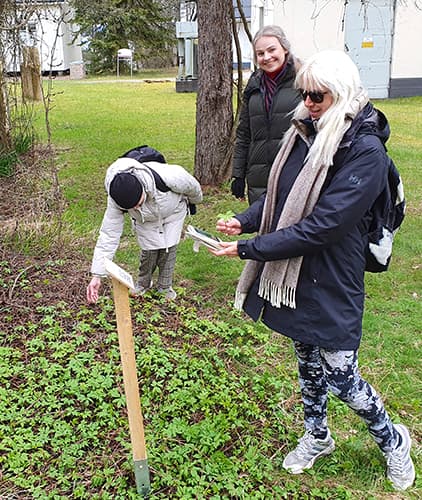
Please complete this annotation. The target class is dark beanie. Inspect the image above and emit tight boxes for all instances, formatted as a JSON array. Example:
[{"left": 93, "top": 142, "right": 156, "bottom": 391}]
[{"left": 109, "top": 173, "right": 143, "bottom": 209}]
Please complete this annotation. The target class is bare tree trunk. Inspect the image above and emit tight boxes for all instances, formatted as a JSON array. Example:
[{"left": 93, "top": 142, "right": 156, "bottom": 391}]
[
  {"left": 215, "top": 2, "right": 242, "bottom": 178},
  {"left": 194, "top": 0, "right": 233, "bottom": 186},
  {"left": 231, "top": 3, "right": 243, "bottom": 115},
  {"left": 21, "top": 47, "right": 42, "bottom": 102}
]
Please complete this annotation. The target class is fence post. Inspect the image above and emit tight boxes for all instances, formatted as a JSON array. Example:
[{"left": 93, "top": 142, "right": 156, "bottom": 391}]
[{"left": 21, "top": 46, "right": 42, "bottom": 101}]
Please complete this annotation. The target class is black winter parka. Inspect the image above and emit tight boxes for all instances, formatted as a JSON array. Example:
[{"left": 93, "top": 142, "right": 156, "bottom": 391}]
[
  {"left": 235, "top": 103, "right": 391, "bottom": 350},
  {"left": 232, "top": 59, "right": 302, "bottom": 204}
]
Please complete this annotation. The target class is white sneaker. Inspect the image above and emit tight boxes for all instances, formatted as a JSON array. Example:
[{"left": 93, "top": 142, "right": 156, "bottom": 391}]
[
  {"left": 132, "top": 280, "right": 153, "bottom": 296},
  {"left": 157, "top": 287, "right": 177, "bottom": 300},
  {"left": 385, "top": 424, "right": 415, "bottom": 491},
  {"left": 282, "top": 430, "right": 335, "bottom": 474}
]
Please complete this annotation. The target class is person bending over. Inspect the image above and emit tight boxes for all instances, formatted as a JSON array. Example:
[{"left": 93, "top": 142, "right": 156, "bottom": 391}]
[{"left": 87, "top": 150, "right": 202, "bottom": 303}]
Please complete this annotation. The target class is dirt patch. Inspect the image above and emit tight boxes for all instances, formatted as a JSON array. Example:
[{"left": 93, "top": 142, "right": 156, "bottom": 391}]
[
  {"left": 0, "top": 145, "right": 63, "bottom": 227},
  {"left": 0, "top": 248, "right": 90, "bottom": 329}
]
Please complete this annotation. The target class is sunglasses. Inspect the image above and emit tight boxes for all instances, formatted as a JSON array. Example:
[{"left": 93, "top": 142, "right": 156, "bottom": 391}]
[{"left": 300, "top": 89, "right": 328, "bottom": 104}]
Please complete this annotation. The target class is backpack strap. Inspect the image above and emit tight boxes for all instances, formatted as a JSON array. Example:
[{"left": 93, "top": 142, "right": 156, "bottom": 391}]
[{"left": 144, "top": 165, "right": 170, "bottom": 192}]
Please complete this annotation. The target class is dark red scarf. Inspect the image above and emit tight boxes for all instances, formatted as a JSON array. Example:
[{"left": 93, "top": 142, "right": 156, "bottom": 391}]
[{"left": 261, "top": 61, "right": 288, "bottom": 113}]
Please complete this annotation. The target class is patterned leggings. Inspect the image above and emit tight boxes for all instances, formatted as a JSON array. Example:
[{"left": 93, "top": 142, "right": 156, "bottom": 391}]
[
  {"left": 293, "top": 341, "right": 398, "bottom": 453},
  {"left": 138, "top": 245, "right": 178, "bottom": 290}
]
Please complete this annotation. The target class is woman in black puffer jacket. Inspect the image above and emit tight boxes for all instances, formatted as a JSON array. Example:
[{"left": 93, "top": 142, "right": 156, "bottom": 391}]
[{"left": 231, "top": 25, "right": 302, "bottom": 205}]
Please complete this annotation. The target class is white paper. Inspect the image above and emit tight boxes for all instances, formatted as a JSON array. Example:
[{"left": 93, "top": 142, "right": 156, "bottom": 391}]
[{"left": 185, "top": 225, "right": 223, "bottom": 252}]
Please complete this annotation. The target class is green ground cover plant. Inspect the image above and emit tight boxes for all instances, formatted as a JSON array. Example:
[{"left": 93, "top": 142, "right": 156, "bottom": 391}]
[{"left": 0, "top": 78, "right": 420, "bottom": 499}]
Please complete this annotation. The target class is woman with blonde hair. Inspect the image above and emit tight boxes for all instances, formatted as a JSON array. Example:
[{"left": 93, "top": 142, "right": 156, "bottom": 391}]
[{"left": 212, "top": 50, "right": 415, "bottom": 491}]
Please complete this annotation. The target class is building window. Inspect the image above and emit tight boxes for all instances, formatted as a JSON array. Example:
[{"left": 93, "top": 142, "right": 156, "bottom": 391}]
[{"left": 259, "top": 6, "right": 264, "bottom": 29}]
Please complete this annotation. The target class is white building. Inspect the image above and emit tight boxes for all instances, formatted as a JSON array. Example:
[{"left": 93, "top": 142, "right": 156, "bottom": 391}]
[
  {"left": 5, "top": 0, "right": 83, "bottom": 75},
  {"left": 237, "top": 0, "right": 422, "bottom": 98},
  {"left": 233, "top": 0, "right": 274, "bottom": 71}
]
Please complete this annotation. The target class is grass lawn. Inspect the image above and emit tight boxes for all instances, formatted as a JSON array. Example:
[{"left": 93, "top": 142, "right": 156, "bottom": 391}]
[{"left": 0, "top": 78, "right": 421, "bottom": 499}]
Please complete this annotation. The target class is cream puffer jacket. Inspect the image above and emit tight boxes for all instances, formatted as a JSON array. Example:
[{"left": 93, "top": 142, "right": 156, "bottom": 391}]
[{"left": 90, "top": 157, "right": 203, "bottom": 276}]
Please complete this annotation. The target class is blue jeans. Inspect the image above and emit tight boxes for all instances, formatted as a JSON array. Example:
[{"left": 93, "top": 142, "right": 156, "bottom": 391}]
[{"left": 293, "top": 341, "right": 398, "bottom": 453}]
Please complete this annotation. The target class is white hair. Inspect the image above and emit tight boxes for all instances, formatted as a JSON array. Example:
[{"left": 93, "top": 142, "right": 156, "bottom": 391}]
[{"left": 289, "top": 50, "right": 368, "bottom": 168}]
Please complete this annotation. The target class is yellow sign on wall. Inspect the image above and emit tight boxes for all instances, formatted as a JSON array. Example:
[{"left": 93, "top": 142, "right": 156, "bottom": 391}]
[{"left": 362, "top": 37, "right": 374, "bottom": 48}]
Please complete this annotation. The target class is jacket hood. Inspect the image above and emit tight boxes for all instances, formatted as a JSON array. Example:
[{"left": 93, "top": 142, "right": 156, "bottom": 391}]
[
  {"left": 104, "top": 157, "right": 156, "bottom": 196},
  {"left": 341, "top": 102, "right": 390, "bottom": 149}
]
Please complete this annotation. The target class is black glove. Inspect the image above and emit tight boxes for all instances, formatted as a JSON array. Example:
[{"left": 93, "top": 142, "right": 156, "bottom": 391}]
[
  {"left": 188, "top": 203, "right": 197, "bottom": 215},
  {"left": 231, "top": 177, "right": 246, "bottom": 199}
]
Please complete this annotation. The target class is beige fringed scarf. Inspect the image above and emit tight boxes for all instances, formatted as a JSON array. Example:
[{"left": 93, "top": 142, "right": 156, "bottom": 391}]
[{"left": 235, "top": 92, "right": 369, "bottom": 311}]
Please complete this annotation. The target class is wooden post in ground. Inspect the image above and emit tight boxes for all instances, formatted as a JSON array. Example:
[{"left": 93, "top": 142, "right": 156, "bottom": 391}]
[
  {"left": 21, "top": 47, "right": 42, "bottom": 102},
  {"left": 105, "top": 258, "right": 150, "bottom": 496}
]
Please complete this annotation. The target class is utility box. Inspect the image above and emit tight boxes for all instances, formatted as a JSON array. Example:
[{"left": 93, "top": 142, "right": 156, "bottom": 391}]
[
  {"left": 176, "top": 21, "right": 198, "bottom": 39},
  {"left": 175, "top": 21, "right": 198, "bottom": 93}
]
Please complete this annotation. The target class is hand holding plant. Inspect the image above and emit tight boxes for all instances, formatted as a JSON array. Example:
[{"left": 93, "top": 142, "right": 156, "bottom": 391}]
[
  {"left": 217, "top": 210, "right": 235, "bottom": 222},
  {"left": 216, "top": 213, "right": 241, "bottom": 236}
]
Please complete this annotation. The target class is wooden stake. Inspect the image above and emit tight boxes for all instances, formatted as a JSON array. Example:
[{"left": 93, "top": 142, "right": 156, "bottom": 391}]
[
  {"left": 21, "top": 47, "right": 42, "bottom": 102},
  {"left": 111, "top": 277, "right": 150, "bottom": 496}
]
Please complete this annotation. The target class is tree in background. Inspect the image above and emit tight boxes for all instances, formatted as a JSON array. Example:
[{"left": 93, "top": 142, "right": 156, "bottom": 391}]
[
  {"left": 194, "top": 0, "right": 233, "bottom": 186},
  {"left": 70, "top": 0, "right": 177, "bottom": 73}
]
